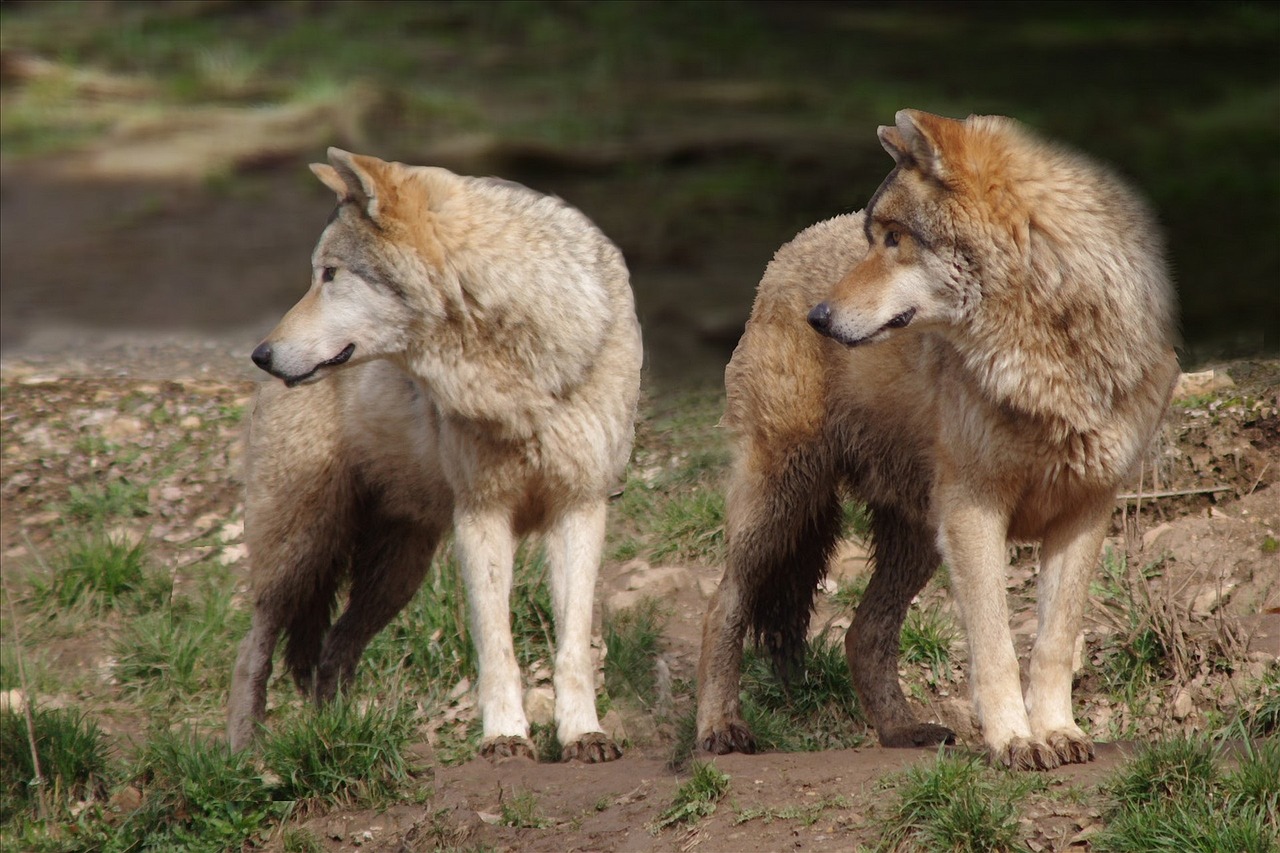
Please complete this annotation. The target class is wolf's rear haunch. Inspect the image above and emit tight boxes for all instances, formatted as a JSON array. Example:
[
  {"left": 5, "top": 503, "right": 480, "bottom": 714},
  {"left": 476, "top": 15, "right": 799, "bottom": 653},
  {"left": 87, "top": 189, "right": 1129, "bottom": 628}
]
[
  {"left": 227, "top": 149, "right": 642, "bottom": 763},
  {"left": 697, "top": 110, "right": 1178, "bottom": 770}
]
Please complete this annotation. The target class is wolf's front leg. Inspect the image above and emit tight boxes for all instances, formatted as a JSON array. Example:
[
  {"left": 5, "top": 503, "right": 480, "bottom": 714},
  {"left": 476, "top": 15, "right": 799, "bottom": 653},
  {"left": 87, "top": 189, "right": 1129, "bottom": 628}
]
[
  {"left": 455, "top": 507, "right": 533, "bottom": 760},
  {"left": 547, "top": 500, "right": 620, "bottom": 763},
  {"left": 1025, "top": 502, "right": 1110, "bottom": 766},
  {"left": 936, "top": 486, "right": 1053, "bottom": 770}
]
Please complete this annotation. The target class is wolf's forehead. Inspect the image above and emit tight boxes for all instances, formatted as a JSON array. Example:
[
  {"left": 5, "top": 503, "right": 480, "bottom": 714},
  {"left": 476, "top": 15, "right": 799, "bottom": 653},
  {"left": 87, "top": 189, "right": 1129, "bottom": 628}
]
[{"left": 312, "top": 208, "right": 367, "bottom": 259}]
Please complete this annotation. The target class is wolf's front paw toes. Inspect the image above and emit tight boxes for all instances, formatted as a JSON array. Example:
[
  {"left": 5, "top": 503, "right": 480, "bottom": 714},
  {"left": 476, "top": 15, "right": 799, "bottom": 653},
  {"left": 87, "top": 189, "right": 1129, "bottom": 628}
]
[
  {"left": 480, "top": 735, "right": 536, "bottom": 762},
  {"left": 880, "top": 722, "right": 956, "bottom": 748},
  {"left": 1045, "top": 730, "right": 1094, "bottom": 765},
  {"left": 697, "top": 719, "right": 756, "bottom": 755},
  {"left": 992, "top": 737, "right": 1061, "bottom": 771},
  {"left": 561, "top": 732, "right": 622, "bottom": 763}
]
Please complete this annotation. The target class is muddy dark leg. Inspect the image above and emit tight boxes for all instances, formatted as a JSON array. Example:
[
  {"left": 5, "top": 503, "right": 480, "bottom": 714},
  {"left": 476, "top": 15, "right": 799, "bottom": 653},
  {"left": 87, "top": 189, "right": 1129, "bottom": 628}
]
[
  {"left": 314, "top": 517, "right": 439, "bottom": 703},
  {"left": 697, "top": 447, "right": 841, "bottom": 754},
  {"left": 847, "top": 504, "right": 955, "bottom": 748}
]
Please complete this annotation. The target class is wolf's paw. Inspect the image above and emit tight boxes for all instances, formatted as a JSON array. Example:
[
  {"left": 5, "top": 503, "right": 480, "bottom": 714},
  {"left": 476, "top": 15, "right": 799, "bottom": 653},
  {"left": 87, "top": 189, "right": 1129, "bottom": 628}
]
[
  {"left": 1045, "top": 730, "right": 1095, "bottom": 765},
  {"left": 561, "top": 732, "right": 622, "bottom": 764},
  {"left": 879, "top": 722, "right": 956, "bottom": 748},
  {"left": 480, "top": 735, "right": 536, "bottom": 762},
  {"left": 991, "top": 737, "right": 1062, "bottom": 771},
  {"left": 697, "top": 719, "right": 757, "bottom": 755}
]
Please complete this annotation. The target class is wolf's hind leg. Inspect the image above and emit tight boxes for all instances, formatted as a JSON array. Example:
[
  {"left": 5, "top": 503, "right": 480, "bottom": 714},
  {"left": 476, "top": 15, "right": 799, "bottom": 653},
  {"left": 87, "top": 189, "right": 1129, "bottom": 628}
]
[
  {"left": 230, "top": 510, "right": 346, "bottom": 749},
  {"left": 1025, "top": 501, "right": 1110, "bottom": 766},
  {"left": 228, "top": 606, "right": 283, "bottom": 751},
  {"left": 546, "top": 500, "right": 619, "bottom": 762},
  {"left": 696, "top": 446, "right": 842, "bottom": 755},
  {"left": 314, "top": 517, "right": 440, "bottom": 703},
  {"left": 847, "top": 505, "right": 954, "bottom": 748},
  {"left": 455, "top": 507, "right": 534, "bottom": 760}
]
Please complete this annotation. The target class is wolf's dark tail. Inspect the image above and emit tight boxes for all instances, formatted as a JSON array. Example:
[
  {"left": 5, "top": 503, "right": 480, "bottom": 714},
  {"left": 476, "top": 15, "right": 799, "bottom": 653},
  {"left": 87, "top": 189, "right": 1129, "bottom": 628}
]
[
  {"left": 732, "top": 444, "right": 843, "bottom": 682},
  {"left": 280, "top": 555, "right": 344, "bottom": 693}
]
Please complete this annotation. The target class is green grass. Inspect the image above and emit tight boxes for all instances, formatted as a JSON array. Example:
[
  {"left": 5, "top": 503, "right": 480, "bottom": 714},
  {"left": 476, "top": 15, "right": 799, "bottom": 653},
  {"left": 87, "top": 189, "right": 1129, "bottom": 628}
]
[
  {"left": 1095, "top": 736, "right": 1279, "bottom": 853},
  {"left": 109, "top": 730, "right": 287, "bottom": 852},
  {"left": 0, "top": 706, "right": 110, "bottom": 826},
  {"left": 63, "top": 479, "right": 149, "bottom": 524},
  {"left": 25, "top": 529, "right": 166, "bottom": 615},
  {"left": 1244, "top": 663, "right": 1280, "bottom": 737},
  {"left": 648, "top": 490, "right": 726, "bottom": 565},
  {"left": 734, "top": 795, "right": 849, "bottom": 827},
  {"left": 604, "top": 598, "right": 668, "bottom": 708},
  {"left": 261, "top": 694, "right": 416, "bottom": 807},
  {"left": 737, "top": 633, "right": 869, "bottom": 754},
  {"left": 899, "top": 604, "right": 959, "bottom": 683},
  {"left": 649, "top": 761, "right": 731, "bottom": 834},
  {"left": 500, "top": 788, "right": 552, "bottom": 829},
  {"left": 877, "top": 751, "right": 1046, "bottom": 853},
  {"left": 112, "top": 577, "right": 246, "bottom": 712}
]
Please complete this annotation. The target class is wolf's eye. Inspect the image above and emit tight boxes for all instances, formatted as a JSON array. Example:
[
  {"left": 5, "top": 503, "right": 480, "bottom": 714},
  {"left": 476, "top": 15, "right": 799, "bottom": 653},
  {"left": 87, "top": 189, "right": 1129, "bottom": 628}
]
[
  {"left": 884, "top": 230, "right": 901, "bottom": 248},
  {"left": 321, "top": 266, "right": 337, "bottom": 283}
]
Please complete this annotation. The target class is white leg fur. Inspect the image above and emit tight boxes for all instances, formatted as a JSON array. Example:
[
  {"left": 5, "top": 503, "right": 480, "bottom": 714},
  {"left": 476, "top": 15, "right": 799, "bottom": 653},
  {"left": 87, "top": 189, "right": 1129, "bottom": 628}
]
[
  {"left": 1025, "top": 504, "right": 1109, "bottom": 744},
  {"left": 546, "top": 501, "right": 608, "bottom": 747},
  {"left": 454, "top": 508, "right": 528, "bottom": 741},
  {"left": 936, "top": 491, "right": 1031, "bottom": 757}
]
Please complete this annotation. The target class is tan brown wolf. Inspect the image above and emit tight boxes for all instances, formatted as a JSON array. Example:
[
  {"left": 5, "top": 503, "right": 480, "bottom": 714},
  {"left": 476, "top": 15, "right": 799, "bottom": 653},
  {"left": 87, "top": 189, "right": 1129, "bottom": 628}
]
[
  {"left": 227, "top": 149, "right": 643, "bottom": 762},
  {"left": 698, "top": 110, "right": 1178, "bottom": 769}
]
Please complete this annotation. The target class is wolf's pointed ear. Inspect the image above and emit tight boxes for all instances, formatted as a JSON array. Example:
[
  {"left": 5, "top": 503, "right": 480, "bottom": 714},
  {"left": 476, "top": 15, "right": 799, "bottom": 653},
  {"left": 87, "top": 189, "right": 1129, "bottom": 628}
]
[
  {"left": 881, "top": 109, "right": 948, "bottom": 182},
  {"left": 324, "top": 148, "right": 387, "bottom": 220},
  {"left": 310, "top": 163, "right": 348, "bottom": 199},
  {"left": 877, "top": 125, "right": 910, "bottom": 166}
]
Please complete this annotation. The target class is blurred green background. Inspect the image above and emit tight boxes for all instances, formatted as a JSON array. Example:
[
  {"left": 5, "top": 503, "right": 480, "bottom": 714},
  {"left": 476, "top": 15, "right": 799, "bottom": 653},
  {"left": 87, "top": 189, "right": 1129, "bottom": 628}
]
[{"left": 1, "top": 0, "right": 1276, "bottom": 379}]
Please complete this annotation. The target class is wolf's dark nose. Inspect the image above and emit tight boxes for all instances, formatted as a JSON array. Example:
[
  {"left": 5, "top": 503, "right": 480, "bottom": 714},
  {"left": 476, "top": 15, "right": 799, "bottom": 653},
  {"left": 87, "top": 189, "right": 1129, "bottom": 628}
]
[
  {"left": 808, "top": 303, "right": 832, "bottom": 333},
  {"left": 251, "top": 342, "right": 273, "bottom": 371}
]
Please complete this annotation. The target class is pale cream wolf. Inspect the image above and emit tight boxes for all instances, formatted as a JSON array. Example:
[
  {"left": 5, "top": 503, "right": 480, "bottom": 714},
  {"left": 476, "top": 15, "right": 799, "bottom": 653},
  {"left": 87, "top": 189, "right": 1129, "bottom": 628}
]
[
  {"left": 698, "top": 110, "right": 1178, "bottom": 769},
  {"left": 227, "top": 149, "right": 643, "bottom": 763}
]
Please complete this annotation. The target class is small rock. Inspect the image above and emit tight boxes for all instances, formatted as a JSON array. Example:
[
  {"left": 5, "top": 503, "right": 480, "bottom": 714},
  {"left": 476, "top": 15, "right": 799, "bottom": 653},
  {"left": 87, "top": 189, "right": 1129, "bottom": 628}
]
[
  {"left": 179, "top": 415, "right": 202, "bottom": 429},
  {"left": 1191, "top": 581, "right": 1236, "bottom": 616},
  {"left": 1174, "top": 370, "right": 1234, "bottom": 399},
  {"left": 523, "top": 685, "right": 555, "bottom": 726},
  {"left": 0, "top": 689, "right": 26, "bottom": 714},
  {"left": 102, "top": 416, "right": 145, "bottom": 442},
  {"left": 1171, "top": 688, "right": 1194, "bottom": 721},
  {"left": 601, "top": 708, "right": 628, "bottom": 743},
  {"left": 1142, "top": 522, "right": 1174, "bottom": 551}
]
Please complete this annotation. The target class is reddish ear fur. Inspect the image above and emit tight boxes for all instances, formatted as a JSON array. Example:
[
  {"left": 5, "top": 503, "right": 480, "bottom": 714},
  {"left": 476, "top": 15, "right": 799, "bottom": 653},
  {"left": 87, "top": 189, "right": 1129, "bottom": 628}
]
[
  {"left": 310, "top": 163, "right": 347, "bottom": 198},
  {"left": 325, "top": 148, "right": 389, "bottom": 220},
  {"left": 888, "top": 109, "right": 952, "bottom": 183}
]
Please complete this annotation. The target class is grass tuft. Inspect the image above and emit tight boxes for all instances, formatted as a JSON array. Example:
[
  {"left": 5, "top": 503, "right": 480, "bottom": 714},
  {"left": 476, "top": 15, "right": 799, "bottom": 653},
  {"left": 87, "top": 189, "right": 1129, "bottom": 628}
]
[
  {"left": 262, "top": 694, "right": 415, "bottom": 807},
  {"left": 110, "top": 730, "right": 287, "bottom": 851},
  {"left": 604, "top": 598, "right": 667, "bottom": 707},
  {"left": 500, "top": 788, "right": 552, "bottom": 829},
  {"left": 877, "top": 751, "right": 1044, "bottom": 853},
  {"left": 63, "top": 479, "right": 149, "bottom": 524},
  {"left": 26, "top": 530, "right": 163, "bottom": 613},
  {"left": 899, "top": 604, "right": 959, "bottom": 683},
  {"left": 0, "top": 706, "right": 110, "bottom": 825},
  {"left": 736, "top": 633, "right": 868, "bottom": 754},
  {"left": 1094, "top": 736, "right": 1278, "bottom": 853},
  {"left": 649, "top": 761, "right": 730, "bottom": 834}
]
